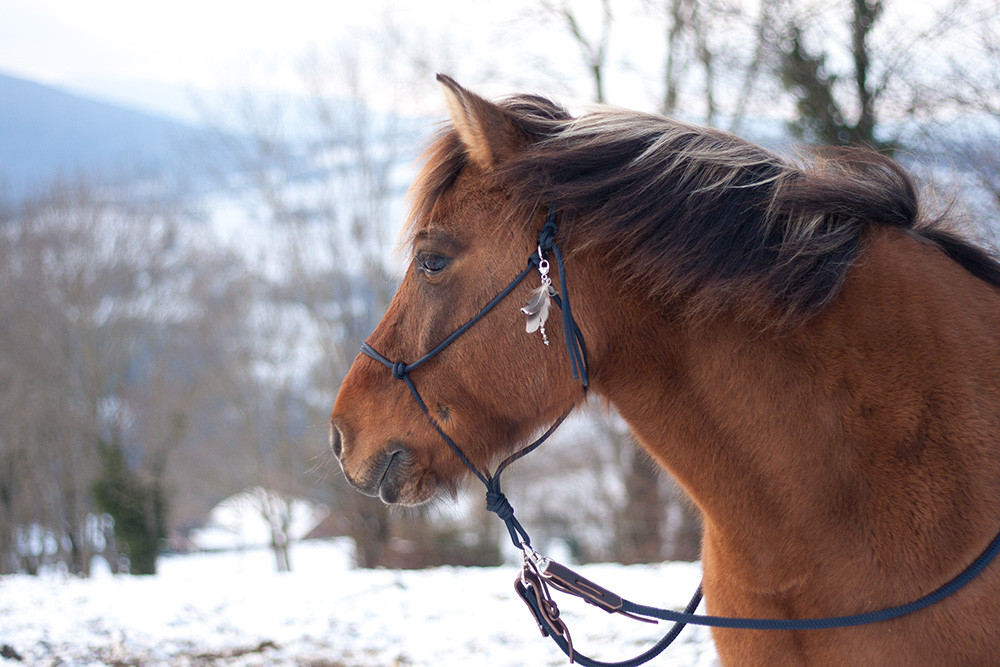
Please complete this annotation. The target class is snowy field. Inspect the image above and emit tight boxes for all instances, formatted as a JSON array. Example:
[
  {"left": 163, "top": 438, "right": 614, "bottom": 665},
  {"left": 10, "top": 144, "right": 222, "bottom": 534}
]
[{"left": 0, "top": 540, "right": 719, "bottom": 666}]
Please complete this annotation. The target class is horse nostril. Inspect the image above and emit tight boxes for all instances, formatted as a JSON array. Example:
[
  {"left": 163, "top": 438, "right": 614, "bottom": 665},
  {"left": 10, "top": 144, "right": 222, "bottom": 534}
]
[{"left": 330, "top": 422, "right": 343, "bottom": 459}]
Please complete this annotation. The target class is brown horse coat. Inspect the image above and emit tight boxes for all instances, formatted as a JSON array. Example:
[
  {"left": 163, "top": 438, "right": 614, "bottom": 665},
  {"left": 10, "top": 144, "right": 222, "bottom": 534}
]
[{"left": 331, "top": 76, "right": 1000, "bottom": 665}]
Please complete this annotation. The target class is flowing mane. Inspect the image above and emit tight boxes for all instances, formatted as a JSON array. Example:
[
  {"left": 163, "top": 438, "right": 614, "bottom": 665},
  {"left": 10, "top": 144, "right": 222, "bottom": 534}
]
[{"left": 408, "top": 95, "right": 1000, "bottom": 322}]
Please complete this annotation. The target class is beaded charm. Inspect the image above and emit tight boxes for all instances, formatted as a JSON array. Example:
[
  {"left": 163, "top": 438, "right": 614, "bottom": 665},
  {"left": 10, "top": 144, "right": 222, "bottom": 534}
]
[{"left": 521, "top": 251, "right": 556, "bottom": 345}]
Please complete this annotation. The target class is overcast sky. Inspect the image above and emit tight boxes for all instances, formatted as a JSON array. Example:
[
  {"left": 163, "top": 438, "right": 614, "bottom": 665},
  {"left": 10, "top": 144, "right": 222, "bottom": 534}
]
[
  {"left": 0, "top": 0, "right": 651, "bottom": 118},
  {"left": 1, "top": 0, "right": 980, "bottom": 125},
  {"left": 1, "top": 0, "right": 398, "bottom": 88}
]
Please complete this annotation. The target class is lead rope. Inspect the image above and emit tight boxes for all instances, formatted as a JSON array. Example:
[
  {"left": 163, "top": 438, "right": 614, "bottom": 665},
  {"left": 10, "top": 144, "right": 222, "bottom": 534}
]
[{"left": 359, "top": 204, "right": 1000, "bottom": 667}]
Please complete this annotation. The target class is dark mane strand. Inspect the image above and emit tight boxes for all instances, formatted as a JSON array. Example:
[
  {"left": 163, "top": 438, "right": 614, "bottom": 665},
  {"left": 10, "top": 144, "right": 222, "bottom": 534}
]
[
  {"left": 409, "top": 93, "right": 1000, "bottom": 321},
  {"left": 916, "top": 228, "right": 1000, "bottom": 288}
]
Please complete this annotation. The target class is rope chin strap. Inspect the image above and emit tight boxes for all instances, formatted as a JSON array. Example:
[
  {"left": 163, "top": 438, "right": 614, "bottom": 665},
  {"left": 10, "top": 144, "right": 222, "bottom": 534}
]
[{"left": 358, "top": 203, "right": 1000, "bottom": 667}]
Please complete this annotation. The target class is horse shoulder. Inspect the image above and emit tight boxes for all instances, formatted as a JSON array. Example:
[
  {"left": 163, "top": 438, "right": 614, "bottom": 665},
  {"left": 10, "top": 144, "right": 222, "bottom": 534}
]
[{"left": 703, "top": 227, "right": 1000, "bottom": 665}]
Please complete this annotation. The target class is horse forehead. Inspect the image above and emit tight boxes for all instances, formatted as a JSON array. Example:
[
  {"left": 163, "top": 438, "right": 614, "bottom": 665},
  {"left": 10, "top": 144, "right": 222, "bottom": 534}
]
[{"left": 422, "top": 164, "right": 506, "bottom": 228}]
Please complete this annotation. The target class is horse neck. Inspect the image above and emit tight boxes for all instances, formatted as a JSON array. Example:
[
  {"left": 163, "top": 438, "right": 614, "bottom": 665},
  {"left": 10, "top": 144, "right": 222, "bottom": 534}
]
[{"left": 578, "top": 227, "right": 1000, "bottom": 591}]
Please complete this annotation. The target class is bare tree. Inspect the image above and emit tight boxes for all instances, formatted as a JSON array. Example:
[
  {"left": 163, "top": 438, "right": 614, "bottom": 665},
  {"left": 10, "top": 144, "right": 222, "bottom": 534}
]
[
  {"left": 729, "top": 0, "right": 789, "bottom": 134},
  {"left": 0, "top": 176, "right": 190, "bottom": 574},
  {"left": 191, "top": 41, "right": 433, "bottom": 569},
  {"left": 936, "top": 1, "right": 1000, "bottom": 217},
  {"left": 538, "top": 0, "right": 615, "bottom": 103},
  {"left": 776, "top": 0, "right": 971, "bottom": 149},
  {"left": 656, "top": 0, "right": 725, "bottom": 122},
  {"left": 0, "top": 164, "right": 277, "bottom": 575}
]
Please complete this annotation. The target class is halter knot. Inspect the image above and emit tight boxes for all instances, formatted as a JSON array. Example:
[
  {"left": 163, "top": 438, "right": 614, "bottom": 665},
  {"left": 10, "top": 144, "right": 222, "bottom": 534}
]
[
  {"left": 485, "top": 479, "right": 530, "bottom": 548},
  {"left": 391, "top": 361, "right": 407, "bottom": 380},
  {"left": 485, "top": 487, "right": 514, "bottom": 522},
  {"left": 537, "top": 221, "right": 558, "bottom": 253}
]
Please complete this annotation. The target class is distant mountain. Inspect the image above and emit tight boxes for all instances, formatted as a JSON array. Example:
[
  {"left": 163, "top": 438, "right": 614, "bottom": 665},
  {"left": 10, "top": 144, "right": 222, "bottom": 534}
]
[{"left": 0, "top": 72, "right": 211, "bottom": 199}]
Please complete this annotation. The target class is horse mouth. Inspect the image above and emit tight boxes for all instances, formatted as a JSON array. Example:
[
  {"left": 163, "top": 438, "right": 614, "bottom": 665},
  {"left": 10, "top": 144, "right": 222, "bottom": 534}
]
[
  {"left": 331, "top": 420, "right": 439, "bottom": 505},
  {"left": 376, "top": 448, "right": 411, "bottom": 504},
  {"left": 338, "top": 443, "right": 421, "bottom": 504}
]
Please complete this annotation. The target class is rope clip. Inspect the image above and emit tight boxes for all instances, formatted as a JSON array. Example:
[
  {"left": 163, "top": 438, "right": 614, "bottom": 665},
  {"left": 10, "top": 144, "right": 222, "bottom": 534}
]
[{"left": 521, "top": 541, "right": 551, "bottom": 578}]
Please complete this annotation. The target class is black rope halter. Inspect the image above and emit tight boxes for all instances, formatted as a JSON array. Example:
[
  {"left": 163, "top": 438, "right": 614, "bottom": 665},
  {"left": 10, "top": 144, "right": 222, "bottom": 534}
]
[{"left": 360, "top": 203, "right": 588, "bottom": 549}]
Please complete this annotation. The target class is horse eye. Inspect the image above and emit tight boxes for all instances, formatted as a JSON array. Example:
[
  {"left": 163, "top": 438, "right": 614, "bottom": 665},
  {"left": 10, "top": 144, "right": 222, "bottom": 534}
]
[{"left": 417, "top": 252, "right": 449, "bottom": 276}]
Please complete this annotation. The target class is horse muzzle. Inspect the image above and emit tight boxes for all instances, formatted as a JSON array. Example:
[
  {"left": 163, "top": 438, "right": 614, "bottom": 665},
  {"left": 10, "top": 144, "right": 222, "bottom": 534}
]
[{"left": 331, "top": 420, "right": 420, "bottom": 504}]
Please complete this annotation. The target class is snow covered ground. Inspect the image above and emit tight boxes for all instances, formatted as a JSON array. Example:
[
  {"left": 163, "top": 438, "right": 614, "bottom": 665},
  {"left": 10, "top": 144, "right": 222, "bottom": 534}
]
[{"left": 0, "top": 540, "right": 719, "bottom": 666}]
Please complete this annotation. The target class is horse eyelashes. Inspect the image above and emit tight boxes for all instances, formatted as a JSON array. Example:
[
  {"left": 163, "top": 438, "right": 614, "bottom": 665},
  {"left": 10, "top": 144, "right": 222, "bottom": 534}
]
[{"left": 522, "top": 284, "right": 556, "bottom": 345}]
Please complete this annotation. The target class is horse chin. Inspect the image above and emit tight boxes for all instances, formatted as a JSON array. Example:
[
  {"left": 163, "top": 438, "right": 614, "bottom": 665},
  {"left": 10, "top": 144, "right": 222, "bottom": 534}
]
[
  {"left": 377, "top": 461, "right": 437, "bottom": 506},
  {"left": 384, "top": 481, "right": 438, "bottom": 507}
]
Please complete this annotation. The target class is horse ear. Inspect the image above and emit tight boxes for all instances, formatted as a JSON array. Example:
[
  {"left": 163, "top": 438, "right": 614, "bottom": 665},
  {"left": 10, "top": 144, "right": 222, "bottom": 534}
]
[{"left": 437, "top": 74, "right": 523, "bottom": 168}]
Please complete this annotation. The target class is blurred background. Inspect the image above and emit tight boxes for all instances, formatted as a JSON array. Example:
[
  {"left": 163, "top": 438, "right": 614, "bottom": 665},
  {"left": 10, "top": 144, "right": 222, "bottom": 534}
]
[{"left": 1, "top": 0, "right": 998, "bottom": 577}]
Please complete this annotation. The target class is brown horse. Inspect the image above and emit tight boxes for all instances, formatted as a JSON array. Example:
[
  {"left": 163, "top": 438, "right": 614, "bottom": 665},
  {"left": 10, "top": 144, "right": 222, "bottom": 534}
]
[{"left": 330, "top": 75, "right": 1000, "bottom": 665}]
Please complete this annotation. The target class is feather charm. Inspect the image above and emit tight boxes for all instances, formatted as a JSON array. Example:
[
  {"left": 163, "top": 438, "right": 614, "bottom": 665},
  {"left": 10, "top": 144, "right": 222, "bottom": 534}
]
[{"left": 522, "top": 256, "right": 555, "bottom": 345}]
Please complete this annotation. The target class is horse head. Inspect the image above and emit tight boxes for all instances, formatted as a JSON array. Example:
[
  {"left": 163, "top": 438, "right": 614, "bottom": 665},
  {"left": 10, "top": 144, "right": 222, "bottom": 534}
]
[{"left": 330, "top": 76, "right": 586, "bottom": 505}]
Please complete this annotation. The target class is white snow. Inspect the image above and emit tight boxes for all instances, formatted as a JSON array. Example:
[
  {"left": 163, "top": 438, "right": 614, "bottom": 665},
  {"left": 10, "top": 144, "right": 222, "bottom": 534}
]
[{"left": 0, "top": 540, "right": 719, "bottom": 666}]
